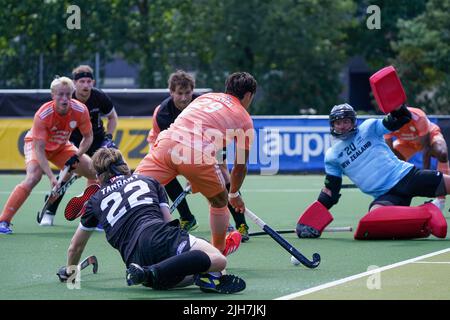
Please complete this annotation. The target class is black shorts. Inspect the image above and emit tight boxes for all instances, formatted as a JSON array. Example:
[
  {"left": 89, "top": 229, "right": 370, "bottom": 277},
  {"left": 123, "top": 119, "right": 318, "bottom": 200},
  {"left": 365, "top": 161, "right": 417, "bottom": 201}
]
[
  {"left": 370, "top": 166, "right": 444, "bottom": 208},
  {"left": 126, "top": 220, "right": 191, "bottom": 267}
]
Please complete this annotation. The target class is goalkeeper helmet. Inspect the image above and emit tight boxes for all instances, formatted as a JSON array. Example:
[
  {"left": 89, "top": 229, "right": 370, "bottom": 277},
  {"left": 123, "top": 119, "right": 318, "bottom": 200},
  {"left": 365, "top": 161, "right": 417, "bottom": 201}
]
[{"left": 329, "top": 103, "right": 358, "bottom": 140}]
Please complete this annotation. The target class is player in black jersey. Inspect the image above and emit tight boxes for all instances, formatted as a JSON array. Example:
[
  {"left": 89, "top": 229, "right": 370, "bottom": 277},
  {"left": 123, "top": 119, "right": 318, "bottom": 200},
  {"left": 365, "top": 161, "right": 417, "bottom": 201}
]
[
  {"left": 56, "top": 148, "right": 246, "bottom": 294},
  {"left": 40, "top": 65, "right": 119, "bottom": 224},
  {"left": 147, "top": 70, "right": 250, "bottom": 240}
]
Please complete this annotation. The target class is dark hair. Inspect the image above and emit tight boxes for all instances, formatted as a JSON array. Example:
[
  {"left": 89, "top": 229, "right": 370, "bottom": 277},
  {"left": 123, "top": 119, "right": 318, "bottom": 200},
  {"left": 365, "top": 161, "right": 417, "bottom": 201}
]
[
  {"left": 225, "top": 72, "right": 257, "bottom": 99},
  {"left": 168, "top": 70, "right": 195, "bottom": 91}
]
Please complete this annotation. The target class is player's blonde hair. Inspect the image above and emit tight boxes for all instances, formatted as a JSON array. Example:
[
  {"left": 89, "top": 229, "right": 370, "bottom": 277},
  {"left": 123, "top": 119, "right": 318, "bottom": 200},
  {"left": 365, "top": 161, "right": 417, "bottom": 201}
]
[
  {"left": 91, "top": 148, "right": 130, "bottom": 183},
  {"left": 50, "top": 76, "right": 75, "bottom": 94}
]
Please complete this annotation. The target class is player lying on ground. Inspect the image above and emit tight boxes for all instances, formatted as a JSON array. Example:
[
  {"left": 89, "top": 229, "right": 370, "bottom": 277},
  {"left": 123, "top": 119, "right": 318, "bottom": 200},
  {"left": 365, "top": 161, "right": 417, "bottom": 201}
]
[
  {"left": 384, "top": 107, "right": 448, "bottom": 211},
  {"left": 0, "top": 76, "right": 97, "bottom": 234},
  {"left": 57, "top": 148, "right": 246, "bottom": 294},
  {"left": 147, "top": 70, "right": 251, "bottom": 240},
  {"left": 296, "top": 103, "right": 448, "bottom": 240}
]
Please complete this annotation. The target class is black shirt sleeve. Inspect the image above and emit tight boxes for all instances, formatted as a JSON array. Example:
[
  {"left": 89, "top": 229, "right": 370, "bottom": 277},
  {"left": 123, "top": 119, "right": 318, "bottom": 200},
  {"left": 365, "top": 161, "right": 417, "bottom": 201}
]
[
  {"left": 97, "top": 89, "right": 115, "bottom": 116},
  {"left": 80, "top": 198, "right": 99, "bottom": 230},
  {"left": 156, "top": 181, "right": 169, "bottom": 205}
]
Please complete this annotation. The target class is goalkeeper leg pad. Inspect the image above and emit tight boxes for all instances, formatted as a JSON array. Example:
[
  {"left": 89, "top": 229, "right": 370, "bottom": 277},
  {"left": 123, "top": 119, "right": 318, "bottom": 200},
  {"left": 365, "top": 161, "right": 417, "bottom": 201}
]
[{"left": 354, "top": 203, "right": 446, "bottom": 240}]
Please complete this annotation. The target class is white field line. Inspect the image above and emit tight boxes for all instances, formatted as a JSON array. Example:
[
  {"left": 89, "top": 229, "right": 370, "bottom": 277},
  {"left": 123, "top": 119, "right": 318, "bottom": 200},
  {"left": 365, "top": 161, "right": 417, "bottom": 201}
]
[
  {"left": 411, "top": 261, "right": 450, "bottom": 264},
  {"left": 275, "top": 247, "right": 450, "bottom": 300}
]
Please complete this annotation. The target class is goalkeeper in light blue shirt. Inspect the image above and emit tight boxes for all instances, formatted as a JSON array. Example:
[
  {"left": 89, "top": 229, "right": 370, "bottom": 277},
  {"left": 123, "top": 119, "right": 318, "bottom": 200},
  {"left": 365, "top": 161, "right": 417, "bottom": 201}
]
[{"left": 296, "top": 104, "right": 449, "bottom": 240}]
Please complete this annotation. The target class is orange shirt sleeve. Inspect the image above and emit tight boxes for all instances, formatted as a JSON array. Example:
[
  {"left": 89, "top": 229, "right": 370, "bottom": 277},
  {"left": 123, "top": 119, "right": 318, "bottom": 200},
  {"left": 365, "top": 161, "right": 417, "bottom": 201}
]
[
  {"left": 32, "top": 113, "right": 49, "bottom": 141},
  {"left": 147, "top": 105, "right": 161, "bottom": 144},
  {"left": 234, "top": 113, "right": 254, "bottom": 150}
]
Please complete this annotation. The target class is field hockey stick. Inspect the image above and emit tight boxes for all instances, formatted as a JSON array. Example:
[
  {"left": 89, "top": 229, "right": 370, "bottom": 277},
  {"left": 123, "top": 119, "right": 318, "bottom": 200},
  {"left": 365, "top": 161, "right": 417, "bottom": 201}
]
[
  {"left": 170, "top": 185, "right": 192, "bottom": 214},
  {"left": 36, "top": 166, "right": 72, "bottom": 223},
  {"left": 249, "top": 226, "right": 353, "bottom": 237},
  {"left": 79, "top": 255, "right": 98, "bottom": 274},
  {"left": 244, "top": 208, "right": 321, "bottom": 269},
  {"left": 341, "top": 184, "right": 357, "bottom": 189}
]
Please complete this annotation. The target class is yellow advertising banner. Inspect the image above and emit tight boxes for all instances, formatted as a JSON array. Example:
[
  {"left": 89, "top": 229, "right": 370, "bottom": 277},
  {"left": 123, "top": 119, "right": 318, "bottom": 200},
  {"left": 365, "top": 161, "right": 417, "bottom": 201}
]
[{"left": 0, "top": 117, "right": 153, "bottom": 170}]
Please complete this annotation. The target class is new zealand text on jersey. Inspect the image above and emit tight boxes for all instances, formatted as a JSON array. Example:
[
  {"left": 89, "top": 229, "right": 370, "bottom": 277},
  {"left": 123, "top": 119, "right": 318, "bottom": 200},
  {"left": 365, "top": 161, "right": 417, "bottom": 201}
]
[
  {"left": 100, "top": 174, "right": 138, "bottom": 195},
  {"left": 341, "top": 141, "right": 372, "bottom": 169}
]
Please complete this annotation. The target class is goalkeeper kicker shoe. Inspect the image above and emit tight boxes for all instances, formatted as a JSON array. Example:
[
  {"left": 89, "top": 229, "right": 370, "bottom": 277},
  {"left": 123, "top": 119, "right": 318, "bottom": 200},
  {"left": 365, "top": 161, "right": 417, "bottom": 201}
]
[{"left": 194, "top": 273, "right": 246, "bottom": 294}]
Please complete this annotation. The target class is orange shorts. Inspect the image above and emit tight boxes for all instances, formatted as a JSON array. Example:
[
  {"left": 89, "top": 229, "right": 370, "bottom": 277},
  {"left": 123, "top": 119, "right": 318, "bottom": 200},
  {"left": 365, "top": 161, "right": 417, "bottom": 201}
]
[
  {"left": 24, "top": 141, "right": 78, "bottom": 169},
  {"left": 394, "top": 126, "right": 446, "bottom": 160},
  {"left": 135, "top": 138, "right": 226, "bottom": 198}
]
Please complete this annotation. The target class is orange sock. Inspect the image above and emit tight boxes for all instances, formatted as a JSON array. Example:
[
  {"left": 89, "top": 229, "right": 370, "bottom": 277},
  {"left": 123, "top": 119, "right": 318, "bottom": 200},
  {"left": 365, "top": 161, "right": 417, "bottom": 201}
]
[
  {"left": 0, "top": 184, "right": 31, "bottom": 223},
  {"left": 209, "top": 205, "right": 230, "bottom": 252}
]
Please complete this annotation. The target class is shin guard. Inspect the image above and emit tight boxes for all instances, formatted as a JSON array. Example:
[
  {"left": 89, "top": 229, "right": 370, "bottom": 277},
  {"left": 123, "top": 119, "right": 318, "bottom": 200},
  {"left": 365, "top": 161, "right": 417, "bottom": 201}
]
[{"left": 297, "top": 201, "right": 334, "bottom": 233}]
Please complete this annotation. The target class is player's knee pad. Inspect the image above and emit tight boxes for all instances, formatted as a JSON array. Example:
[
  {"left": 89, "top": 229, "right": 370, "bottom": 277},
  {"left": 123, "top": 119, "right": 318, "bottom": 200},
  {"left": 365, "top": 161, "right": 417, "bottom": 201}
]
[
  {"left": 354, "top": 203, "right": 447, "bottom": 240},
  {"left": 296, "top": 201, "right": 334, "bottom": 238}
]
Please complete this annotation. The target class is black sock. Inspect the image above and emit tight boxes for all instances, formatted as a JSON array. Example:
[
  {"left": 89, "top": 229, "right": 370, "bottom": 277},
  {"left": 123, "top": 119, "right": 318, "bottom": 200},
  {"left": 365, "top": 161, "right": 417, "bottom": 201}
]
[
  {"left": 46, "top": 192, "right": 65, "bottom": 216},
  {"left": 145, "top": 250, "right": 211, "bottom": 289},
  {"left": 165, "top": 178, "right": 194, "bottom": 221},
  {"left": 225, "top": 183, "right": 247, "bottom": 227}
]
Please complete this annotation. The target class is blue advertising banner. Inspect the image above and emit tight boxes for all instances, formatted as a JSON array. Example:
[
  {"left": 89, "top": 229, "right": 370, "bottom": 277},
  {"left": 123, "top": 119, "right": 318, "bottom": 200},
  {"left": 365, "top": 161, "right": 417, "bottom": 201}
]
[{"left": 225, "top": 116, "right": 439, "bottom": 174}]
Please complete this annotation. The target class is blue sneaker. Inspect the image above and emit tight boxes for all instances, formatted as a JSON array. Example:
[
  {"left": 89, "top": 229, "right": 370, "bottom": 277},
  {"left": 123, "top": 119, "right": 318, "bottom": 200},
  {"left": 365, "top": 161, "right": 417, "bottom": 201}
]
[
  {"left": 0, "top": 221, "right": 13, "bottom": 234},
  {"left": 194, "top": 273, "right": 246, "bottom": 294}
]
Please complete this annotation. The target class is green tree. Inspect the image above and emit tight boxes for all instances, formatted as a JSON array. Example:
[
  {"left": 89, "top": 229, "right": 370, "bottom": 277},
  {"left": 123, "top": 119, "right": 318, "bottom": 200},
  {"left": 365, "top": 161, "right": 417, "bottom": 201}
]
[
  {"left": 0, "top": 0, "right": 123, "bottom": 88},
  {"left": 345, "top": 0, "right": 427, "bottom": 70},
  {"left": 392, "top": 0, "right": 450, "bottom": 113},
  {"left": 152, "top": 0, "right": 356, "bottom": 114}
]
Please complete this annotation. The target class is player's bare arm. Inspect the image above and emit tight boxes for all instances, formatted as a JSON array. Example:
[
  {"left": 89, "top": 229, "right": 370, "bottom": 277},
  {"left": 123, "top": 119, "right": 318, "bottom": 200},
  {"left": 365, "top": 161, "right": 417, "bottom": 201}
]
[
  {"left": 228, "top": 148, "right": 249, "bottom": 213},
  {"left": 421, "top": 132, "right": 432, "bottom": 169},
  {"left": 77, "top": 130, "right": 94, "bottom": 156},
  {"left": 67, "top": 227, "right": 93, "bottom": 266},
  {"left": 106, "top": 108, "right": 118, "bottom": 135}
]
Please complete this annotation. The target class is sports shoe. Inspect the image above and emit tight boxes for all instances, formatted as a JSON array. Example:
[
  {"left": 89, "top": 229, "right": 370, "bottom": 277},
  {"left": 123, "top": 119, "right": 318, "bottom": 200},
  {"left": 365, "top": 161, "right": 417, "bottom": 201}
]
[
  {"left": 39, "top": 211, "right": 55, "bottom": 226},
  {"left": 431, "top": 198, "right": 446, "bottom": 212},
  {"left": 194, "top": 273, "right": 246, "bottom": 294},
  {"left": 222, "top": 230, "right": 242, "bottom": 256},
  {"left": 126, "top": 263, "right": 147, "bottom": 286},
  {"left": 0, "top": 221, "right": 12, "bottom": 234},
  {"left": 237, "top": 223, "right": 250, "bottom": 242},
  {"left": 180, "top": 217, "right": 198, "bottom": 232},
  {"left": 227, "top": 224, "right": 236, "bottom": 232}
]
